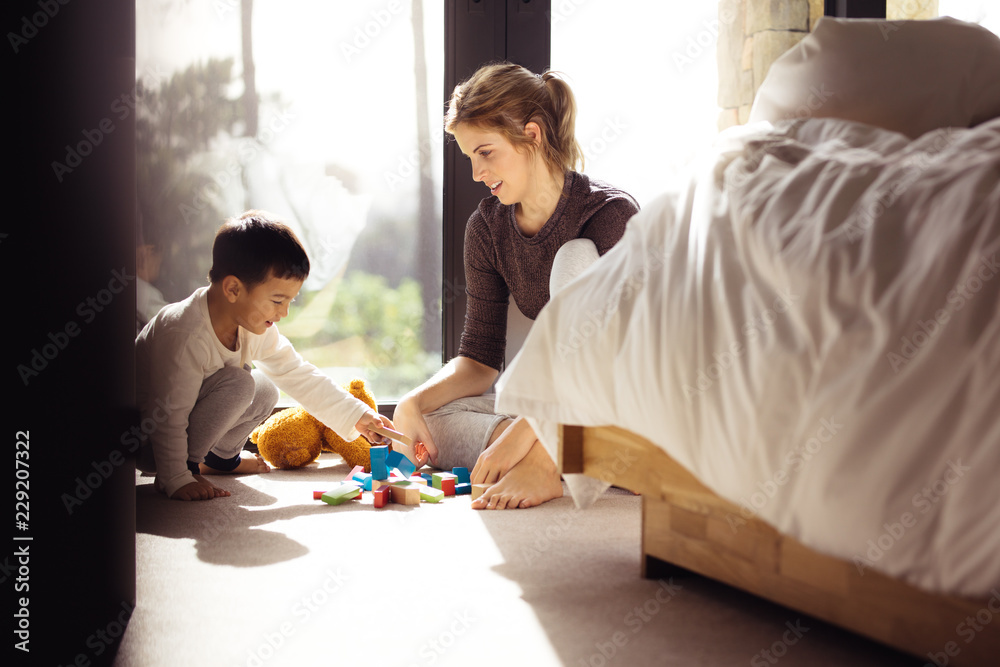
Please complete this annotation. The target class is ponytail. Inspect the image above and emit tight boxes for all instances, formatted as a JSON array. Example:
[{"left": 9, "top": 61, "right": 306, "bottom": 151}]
[{"left": 445, "top": 62, "right": 583, "bottom": 174}]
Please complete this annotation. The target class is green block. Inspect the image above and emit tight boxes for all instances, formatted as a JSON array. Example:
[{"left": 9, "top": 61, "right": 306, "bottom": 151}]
[
  {"left": 321, "top": 483, "right": 361, "bottom": 506},
  {"left": 419, "top": 486, "right": 445, "bottom": 503}
]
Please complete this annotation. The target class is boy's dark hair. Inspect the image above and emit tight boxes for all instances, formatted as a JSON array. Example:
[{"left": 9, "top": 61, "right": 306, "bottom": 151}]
[{"left": 208, "top": 210, "right": 310, "bottom": 288}]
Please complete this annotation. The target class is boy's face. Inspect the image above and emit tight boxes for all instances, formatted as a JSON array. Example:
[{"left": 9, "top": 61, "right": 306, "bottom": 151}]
[{"left": 233, "top": 272, "right": 303, "bottom": 335}]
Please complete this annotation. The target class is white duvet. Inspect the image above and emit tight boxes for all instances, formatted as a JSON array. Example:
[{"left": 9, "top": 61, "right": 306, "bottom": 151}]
[{"left": 496, "top": 116, "right": 1000, "bottom": 598}]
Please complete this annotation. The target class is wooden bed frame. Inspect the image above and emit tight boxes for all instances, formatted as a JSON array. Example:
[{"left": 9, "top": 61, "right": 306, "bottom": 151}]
[{"left": 559, "top": 424, "right": 1000, "bottom": 666}]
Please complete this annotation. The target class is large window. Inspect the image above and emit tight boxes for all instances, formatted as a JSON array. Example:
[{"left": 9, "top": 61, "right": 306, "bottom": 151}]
[
  {"left": 137, "top": 0, "right": 443, "bottom": 402},
  {"left": 551, "top": 2, "right": 721, "bottom": 208}
]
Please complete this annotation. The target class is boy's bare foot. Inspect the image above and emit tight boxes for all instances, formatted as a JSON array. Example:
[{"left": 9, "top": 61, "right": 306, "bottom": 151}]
[
  {"left": 169, "top": 475, "right": 231, "bottom": 501},
  {"left": 471, "top": 441, "right": 563, "bottom": 510},
  {"left": 199, "top": 452, "right": 270, "bottom": 476}
]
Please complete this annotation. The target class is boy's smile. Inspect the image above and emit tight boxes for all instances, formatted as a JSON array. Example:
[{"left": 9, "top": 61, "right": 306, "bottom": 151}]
[
  {"left": 234, "top": 274, "right": 303, "bottom": 336},
  {"left": 209, "top": 271, "right": 304, "bottom": 350}
]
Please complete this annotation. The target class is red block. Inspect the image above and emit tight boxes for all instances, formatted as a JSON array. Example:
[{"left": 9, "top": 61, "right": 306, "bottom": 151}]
[
  {"left": 374, "top": 486, "right": 391, "bottom": 508},
  {"left": 442, "top": 479, "right": 456, "bottom": 496},
  {"left": 313, "top": 491, "right": 324, "bottom": 500}
]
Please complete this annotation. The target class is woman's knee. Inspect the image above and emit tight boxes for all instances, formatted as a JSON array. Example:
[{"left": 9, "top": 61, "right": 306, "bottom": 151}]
[{"left": 551, "top": 238, "right": 599, "bottom": 295}]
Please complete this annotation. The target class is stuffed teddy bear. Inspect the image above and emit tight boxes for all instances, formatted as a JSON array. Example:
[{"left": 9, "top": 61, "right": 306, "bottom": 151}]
[{"left": 250, "top": 378, "right": 379, "bottom": 471}]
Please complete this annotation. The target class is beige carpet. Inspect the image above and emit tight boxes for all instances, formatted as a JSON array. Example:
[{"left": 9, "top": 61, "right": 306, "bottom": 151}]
[{"left": 119, "top": 453, "right": 920, "bottom": 666}]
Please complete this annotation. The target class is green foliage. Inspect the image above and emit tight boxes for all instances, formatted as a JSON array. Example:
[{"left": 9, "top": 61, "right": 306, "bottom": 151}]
[{"left": 292, "top": 271, "right": 441, "bottom": 398}]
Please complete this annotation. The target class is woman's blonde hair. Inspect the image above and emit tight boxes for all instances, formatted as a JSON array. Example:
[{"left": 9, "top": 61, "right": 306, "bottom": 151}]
[{"left": 445, "top": 62, "right": 583, "bottom": 173}]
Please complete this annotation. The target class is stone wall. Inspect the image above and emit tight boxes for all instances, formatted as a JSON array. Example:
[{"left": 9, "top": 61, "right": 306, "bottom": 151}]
[{"left": 716, "top": 0, "right": 938, "bottom": 131}]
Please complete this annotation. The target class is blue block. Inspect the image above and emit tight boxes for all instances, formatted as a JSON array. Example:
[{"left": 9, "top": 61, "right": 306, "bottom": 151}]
[
  {"left": 451, "top": 467, "right": 470, "bottom": 485},
  {"left": 370, "top": 445, "right": 388, "bottom": 480},
  {"left": 352, "top": 471, "right": 373, "bottom": 491},
  {"left": 386, "top": 450, "right": 416, "bottom": 478},
  {"left": 421, "top": 473, "right": 433, "bottom": 484},
  {"left": 454, "top": 482, "right": 471, "bottom": 495}
]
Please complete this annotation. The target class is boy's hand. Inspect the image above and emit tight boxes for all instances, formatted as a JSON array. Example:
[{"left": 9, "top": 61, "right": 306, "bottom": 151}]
[
  {"left": 170, "top": 476, "right": 231, "bottom": 501},
  {"left": 355, "top": 412, "right": 394, "bottom": 446}
]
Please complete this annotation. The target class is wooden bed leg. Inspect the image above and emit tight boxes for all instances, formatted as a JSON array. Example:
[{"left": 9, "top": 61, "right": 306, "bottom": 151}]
[{"left": 559, "top": 425, "right": 584, "bottom": 474}]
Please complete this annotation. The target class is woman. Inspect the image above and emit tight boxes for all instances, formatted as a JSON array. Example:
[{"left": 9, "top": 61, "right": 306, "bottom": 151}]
[{"left": 395, "top": 62, "right": 639, "bottom": 509}]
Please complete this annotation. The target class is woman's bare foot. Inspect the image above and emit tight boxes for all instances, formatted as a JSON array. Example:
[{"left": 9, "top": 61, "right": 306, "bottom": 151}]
[
  {"left": 199, "top": 452, "right": 271, "bottom": 475},
  {"left": 471, "top": 440, "right": 563, "bottom": 510}
]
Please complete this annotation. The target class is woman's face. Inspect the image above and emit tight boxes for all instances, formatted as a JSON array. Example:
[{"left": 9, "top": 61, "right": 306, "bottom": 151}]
[{"left": 452, "top": 123, "right": 537, "bottom": 206}]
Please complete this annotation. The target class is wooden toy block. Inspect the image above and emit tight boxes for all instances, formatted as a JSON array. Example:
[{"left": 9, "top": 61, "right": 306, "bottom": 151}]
[
  {"left": 373, "top": 485, "right": 391, "bottom": 508},
  {"left": 442, "top": 479, "right": 456, "bottom": 496},
  {"left": 431, "top": 472, "right": 458, "bottom": 490},
  {"left": 470, "top": 483, "right": 491, "bottom": 501},
  {"left": 369, "top": 445, "right": 389, "bottom": 480},
  {"left": 419, "top": 486, "right": 445, "bottom": 503},
  {"left": 454, "top": 483, "right": 471, "bottom": 495},
  {"left": 389, "top": 468, "right": 407, "bottom": 480},
  {"left": 321, "top": 482, "right": 362, "bottom": 506},
  {"left": 408, "top": 475, "right": 428, "bottom": 486},
  {"left": 344, "top": 464, "right": 365, "bottom": 481},
  {"left": 451, "top": 467, "right": 471, "bottom": 484},
  {"left": 389, "top": 481, "right": 420, "bottom": 506},
  {"left": 387, "top": 450, "right": 416, "bottom": 478},
  {"left": 370, "top": 425, "right": 418, "bottom": 465},
  {"left": 372, "top": 478, "right": 393, "bottom": 491},
  {"left": 421, "top": 473, "right": 433, "bottom": 483},
  {"left": 370, "top": 424, "right": 413, "bottom": 447},
  {"left": 313, "top": 491, "right": 325, "bottom": 500},
  {"left": 352, "top": 471, "right": 373, "bottom": 491}
]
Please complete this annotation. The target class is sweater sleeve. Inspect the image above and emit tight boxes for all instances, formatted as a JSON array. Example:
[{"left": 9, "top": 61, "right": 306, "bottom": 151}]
[
  {"left": 146, "top": 330, "right": 211, "bottom": 497},
  {"left": 251, "top": 328, "right": 374, "bottom": 439},
  {"left": 457, "top": 212, "right": 510, "bottom": 371},
  {"left": 581, "top": 196, "right": 639, "bottom": 255}
]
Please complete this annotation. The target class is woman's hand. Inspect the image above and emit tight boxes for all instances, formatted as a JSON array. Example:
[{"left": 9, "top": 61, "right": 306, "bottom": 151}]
[{"left": 392, "top": 394, "right": 438, "bottom": 468}]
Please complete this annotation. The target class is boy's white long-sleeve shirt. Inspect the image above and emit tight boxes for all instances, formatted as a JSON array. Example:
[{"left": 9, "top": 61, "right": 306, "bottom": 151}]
[{"left": 135, "top": 286, "right": 373, "bottom": 497}]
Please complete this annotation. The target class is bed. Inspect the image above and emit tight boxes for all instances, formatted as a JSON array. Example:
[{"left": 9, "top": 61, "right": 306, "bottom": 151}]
[{"left": 495, "top": 17, "right": 1000, "bottom": 666}]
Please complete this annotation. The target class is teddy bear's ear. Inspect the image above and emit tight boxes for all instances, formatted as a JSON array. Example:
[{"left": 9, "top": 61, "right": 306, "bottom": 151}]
[{"left": 345, "top": 378, "right": 377, "bottom": 410}]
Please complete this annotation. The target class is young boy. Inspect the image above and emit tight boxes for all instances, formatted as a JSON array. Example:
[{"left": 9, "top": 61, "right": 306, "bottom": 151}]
[{"left": 135, "top": 210, "right": 393, "bottom": 501}]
